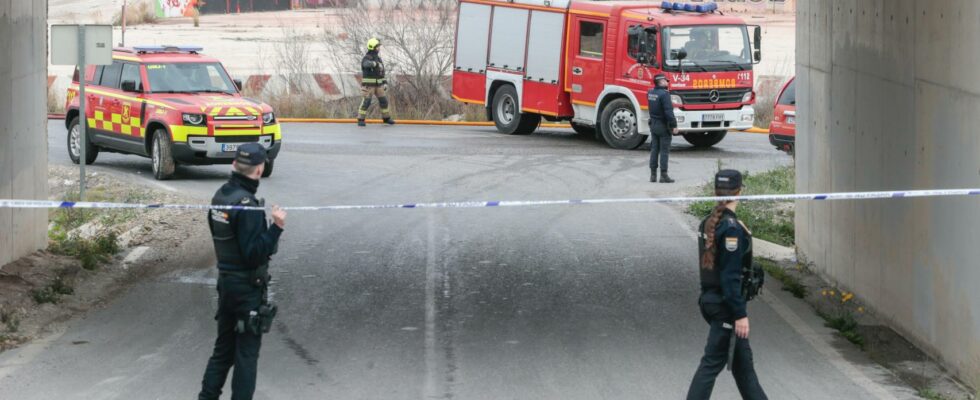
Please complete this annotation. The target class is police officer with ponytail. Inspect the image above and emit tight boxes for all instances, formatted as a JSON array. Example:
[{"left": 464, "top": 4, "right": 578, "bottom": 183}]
[
  {"left": 687, "top": 169, "right": 767, "bottom": 400},
  {"left": 199, "top": 143, "right": 286, "bottom": 400}
]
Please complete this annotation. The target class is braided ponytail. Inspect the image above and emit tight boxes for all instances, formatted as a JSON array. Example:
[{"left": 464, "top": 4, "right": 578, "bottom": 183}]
[
  {"left": 700, "top": 188, "right": 741, "bottom": 270},
  {"left": 700, "top": 202, "right": 729, "bottom": 270}
]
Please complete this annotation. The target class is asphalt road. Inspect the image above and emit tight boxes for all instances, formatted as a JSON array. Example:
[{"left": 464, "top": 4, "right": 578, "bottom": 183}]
[{"left": 0, "top": 122, "right": 916, "bottom": 399}]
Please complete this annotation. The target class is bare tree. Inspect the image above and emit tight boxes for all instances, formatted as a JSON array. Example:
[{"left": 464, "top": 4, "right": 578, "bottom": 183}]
[{"left": 322, "top": 0, "right": 459, "bottom": 119}]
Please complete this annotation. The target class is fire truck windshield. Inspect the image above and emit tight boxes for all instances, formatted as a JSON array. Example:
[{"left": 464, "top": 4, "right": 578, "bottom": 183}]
[
  {"left": 145, "top": 62, "right": 237, "bottom": 94},
  {"left": 662, "top": 25, "right": 752, "bottom": 71}
]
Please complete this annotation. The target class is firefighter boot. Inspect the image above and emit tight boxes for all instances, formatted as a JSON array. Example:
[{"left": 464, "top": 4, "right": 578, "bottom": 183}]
[
  {"left": 660, "top": 171, "right": 675, "bottom": 184},
  {"left": 650, "top": 169, "right": 657, "bottom": 183},
  {"left": 357, "top": 119, "right": 366, "bottom": 127},
  {"left": 383, "top": 117, "right": 396, "bottom": 126}
]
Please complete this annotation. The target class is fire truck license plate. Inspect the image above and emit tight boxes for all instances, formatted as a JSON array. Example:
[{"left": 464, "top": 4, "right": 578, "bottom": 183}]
[
  {"left": 221, "top": 144, "right": 239, "bottom": 152},
  {"left": 702, "top": 113, "right": 724, "bottom": 122}
]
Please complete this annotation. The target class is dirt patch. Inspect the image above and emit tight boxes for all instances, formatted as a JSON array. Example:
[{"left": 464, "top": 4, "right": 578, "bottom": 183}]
[
  {"left": 766, "top": 258, "right": 977, "bottom": 400},
  {"left": 0, "top": 166, "right": 213, "bottom": 353}
]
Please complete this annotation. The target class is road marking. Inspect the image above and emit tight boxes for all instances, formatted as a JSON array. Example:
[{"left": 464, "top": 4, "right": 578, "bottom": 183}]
[
  {"left": 423, "top": 212, "right": 440, "bottom": 399},
  {"left": 669, "top": 206, "right": 898, "bottom": 399}
]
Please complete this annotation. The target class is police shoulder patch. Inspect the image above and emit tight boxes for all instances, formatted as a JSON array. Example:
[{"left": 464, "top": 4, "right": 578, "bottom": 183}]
[
  {"left": 240, "top": 197, "right": 251, "bottom": 205},
  {"left": 725, "top": 237, "right": 739, "bottom": 252}
]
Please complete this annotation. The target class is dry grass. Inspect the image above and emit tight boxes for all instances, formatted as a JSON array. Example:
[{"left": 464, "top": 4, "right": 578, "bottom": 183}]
[{"left": 112, "top": 1, "right": 158, "bottom": 26}]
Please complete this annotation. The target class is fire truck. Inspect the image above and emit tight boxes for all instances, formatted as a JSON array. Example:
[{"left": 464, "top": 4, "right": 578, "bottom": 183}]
[{"left": 451, "top": 0, "right": 762, "bottom": 149}]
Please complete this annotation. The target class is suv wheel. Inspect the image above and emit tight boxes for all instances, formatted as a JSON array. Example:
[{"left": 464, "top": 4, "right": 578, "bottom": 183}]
[
  {"left": 261, "top": 158, "right": 275, "bottom": 178},
  {"left": 67, "top": 117, "right": 99, "bottom": 165},
  {"left": 151, "top": 129, "right": 176, "bottom": 180},
  {"left": 599, "top": 98, "right": 647, "bottom": 150}
]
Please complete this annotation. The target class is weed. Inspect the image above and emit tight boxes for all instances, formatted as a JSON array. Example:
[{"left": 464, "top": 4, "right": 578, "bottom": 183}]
[
  {"left": 917, "top": 388, "right": 954, "bottom": 400},
  {"left": 688, "top": 165, "right": 796, "bottom": 246},
  {"left": 817, "top": 292, "right": 866, "bottom": 350},
  {"left": 0, "top": 308, "right": 19, "bottom": 332},
  {"left": 50, "top": 232, "right": 119, "bottom": 271},
  {"left": 30, "top": 275, "right": 75, "bottom": 305},
  {"left": 756, "top": 258, "right": 807, "bottom": 299}
]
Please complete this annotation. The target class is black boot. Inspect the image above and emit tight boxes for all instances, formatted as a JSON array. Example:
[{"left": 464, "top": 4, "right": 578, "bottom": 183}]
[
  {"left": 383, "top": 117, "right": 396, "bottom": 125},
  {"left": 650, "top": 169, "right": 657, "bottom": 183},
  {"left": 357, "top": 119, "right": 366, "bottom": 127},
  {"left": 660, "top": 171, "right": 675, "bottom": 183}
]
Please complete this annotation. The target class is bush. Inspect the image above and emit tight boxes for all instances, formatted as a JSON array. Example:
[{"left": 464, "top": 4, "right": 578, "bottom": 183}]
[
  {"left": 113, "top": 1, "right": 158, "bottom": 26},
  {"left": 50, "top": 232, "right": 119, "bottom": 271}
]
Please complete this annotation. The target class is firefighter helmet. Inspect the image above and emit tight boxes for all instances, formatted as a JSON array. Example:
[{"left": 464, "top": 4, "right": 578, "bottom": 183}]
[{"left": 367, "top": 38, "right": 381, "bottom": 51}]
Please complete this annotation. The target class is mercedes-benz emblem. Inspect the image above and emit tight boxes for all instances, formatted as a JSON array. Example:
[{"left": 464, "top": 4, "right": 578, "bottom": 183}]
[{"left": 709, "top": 90, "right": 721, "bottom": 103}]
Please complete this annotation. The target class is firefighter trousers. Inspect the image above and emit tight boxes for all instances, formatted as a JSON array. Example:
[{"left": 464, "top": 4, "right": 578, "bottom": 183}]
[{"left": 357, "top": 85, "right": 390, "bottom": 120}]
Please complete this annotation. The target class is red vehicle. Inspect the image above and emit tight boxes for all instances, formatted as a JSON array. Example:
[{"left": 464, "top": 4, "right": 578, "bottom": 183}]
[
  {"left": 451, "top": 0, "right": 761, "bottom": 149},
  {"left": 768, "top": 76, "right": 796, "bottom": 154},
  {"left": 64, "top": 46, "right": 282, "bottom": 180}
]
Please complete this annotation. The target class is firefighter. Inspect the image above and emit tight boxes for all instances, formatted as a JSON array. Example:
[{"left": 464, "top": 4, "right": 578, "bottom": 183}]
[
  {"left": 686, "top": 169, "right": 768, "bottom": 400},
  {"left": 198, "top": 143, "right": 286, "bottom": 400},
  {"left": 648, "top": 73, "right": 678, "bottom": 183},
  {"left": 357, "top": 37, "right": 395, "bottom": 127}
]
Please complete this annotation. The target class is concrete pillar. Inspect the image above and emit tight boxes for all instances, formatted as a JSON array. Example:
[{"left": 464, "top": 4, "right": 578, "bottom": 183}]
[
  {"left": 0, "top": 0, "right": 49, "bottom": 268},
  {"left": 797, "top": 0, "right": 980, "bottom": 389}
]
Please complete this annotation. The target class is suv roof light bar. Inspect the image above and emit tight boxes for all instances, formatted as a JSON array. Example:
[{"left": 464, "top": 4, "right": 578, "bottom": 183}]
[{"left": 132, "top": 45, "right": 204, "bottom": 54}]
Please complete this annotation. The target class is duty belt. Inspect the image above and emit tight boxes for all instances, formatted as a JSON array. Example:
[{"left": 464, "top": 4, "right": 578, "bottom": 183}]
[{"left": 362, "top": 78, "right": 386, "bottom": 85}]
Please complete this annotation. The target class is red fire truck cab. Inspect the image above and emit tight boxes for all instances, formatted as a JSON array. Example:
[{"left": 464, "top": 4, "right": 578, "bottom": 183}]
[{"left": 452, "top": 0, "right": 761, "bottom": 149}]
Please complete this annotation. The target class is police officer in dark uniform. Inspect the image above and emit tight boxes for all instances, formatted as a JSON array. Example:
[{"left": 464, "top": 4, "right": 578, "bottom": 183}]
[
  {"left": 647, "top": 73, "right": 678, "bottom": 183},
  {"left": 198, "top": 143, "right": 287, "bottom": 400},
  {"left": 357, "top": 37, "right": 395, "bottom": 127},
  {"left": 687, "top": 169, "right": 768, "bottom": 400}
]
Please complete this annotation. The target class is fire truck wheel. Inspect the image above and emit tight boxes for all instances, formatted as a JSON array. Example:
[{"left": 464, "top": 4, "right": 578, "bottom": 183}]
[
  {"left": 151, "top": 129, "right": 177, "bottom": 180},
  {"left": 262, "top": 159, "right": 275, "bottom": 178},
  {"left": 67, "top": 117, "right": 99, "bottom": 165},
  {"left": 570, "top": 122, "right": 595, "bottom": 136},
  {"left": 492, "top": 85, "right": 540, "bottom": 135},
  {"left": 682, "top": 130, "right": 728, "bottom": 148},
  {"left": 599, "top": 98, "right": 646, "bottom": 150}
]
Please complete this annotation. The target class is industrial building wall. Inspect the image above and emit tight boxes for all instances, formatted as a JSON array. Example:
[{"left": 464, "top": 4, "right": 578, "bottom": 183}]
[
  {"left": 796, "top": 0, "right": 980, "bottom": 388},
  {"left": 0, "top": 0, "right": 48, "bottom": 268}
]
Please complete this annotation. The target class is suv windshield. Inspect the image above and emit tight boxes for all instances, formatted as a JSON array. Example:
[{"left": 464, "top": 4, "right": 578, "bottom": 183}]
[
  {"left": 663, "top": 25, "right": 751, "bottom": 71},
  {"left": 145, "top": 62, "right": 236, "bottom": 94}
]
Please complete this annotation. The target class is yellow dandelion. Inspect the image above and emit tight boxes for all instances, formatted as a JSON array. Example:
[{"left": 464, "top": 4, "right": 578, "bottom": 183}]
[
  {"left": 842, "top": 293, "right": 854, "bottom": 303},
  {"left": 829, "top": 290, "right": 836, "bottom": 296},
  {"left": 822, "top": 290, "right": 828, "bottom": 296},
  {"left": 857, "top": 307, "right": 865, "bottom": 313}
]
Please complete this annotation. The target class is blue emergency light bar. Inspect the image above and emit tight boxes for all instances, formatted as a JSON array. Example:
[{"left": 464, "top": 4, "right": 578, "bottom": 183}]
[
  {"left": 133, "top": 45, "right": 204, "bottom": 54},
  {"left": 660, "top": 1, "right": 718, "bottom": 13}
]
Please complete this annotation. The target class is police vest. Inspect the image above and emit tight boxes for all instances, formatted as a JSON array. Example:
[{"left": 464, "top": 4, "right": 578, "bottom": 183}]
[
  {"left": 209, "top": 185, "right": 257, "bottom": 268},
  {"left": 361, "top": 52, "right": 386, "bottom": 86},
  {"left": 697, "top": 213, "right": 763, "bottom": 301}
]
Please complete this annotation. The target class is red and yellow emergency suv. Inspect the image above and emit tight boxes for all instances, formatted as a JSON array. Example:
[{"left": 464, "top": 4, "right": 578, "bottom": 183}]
[
  {"left": 64, "top": 46, "right": 282, "bottom": 180},
  {"left": 451, "top": 0, "right": 761, "bottom": 149}
]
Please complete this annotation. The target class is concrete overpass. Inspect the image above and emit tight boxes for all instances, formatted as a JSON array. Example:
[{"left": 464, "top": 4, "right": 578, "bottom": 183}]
[
  {"left": 0, "top": 0, "right": 47, "bottom": 267},
  {"left": 796, "top": 0, "right": 980, "bottom": 389},
  {"left": 1, "top": 0, "right": 978, "bottom": 391}
]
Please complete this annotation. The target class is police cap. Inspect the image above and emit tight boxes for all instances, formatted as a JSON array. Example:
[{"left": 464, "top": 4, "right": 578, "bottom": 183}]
[
  {"left": 653, "top": 73, "right": 669, "bottom": 83},
  {"left": 235, "top": 143, "right": 268, "bottom": 166},
  {"left": 714, "top": 169, "right": 743, "bottom": 191}
]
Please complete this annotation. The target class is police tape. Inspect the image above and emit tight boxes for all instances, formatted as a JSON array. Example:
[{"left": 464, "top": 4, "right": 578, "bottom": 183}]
[{"left": 1, "top": 188, "right": 979, "bottom": 212}]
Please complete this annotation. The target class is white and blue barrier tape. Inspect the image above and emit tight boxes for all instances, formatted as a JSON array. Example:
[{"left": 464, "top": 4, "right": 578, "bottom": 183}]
[{"left": 1, "top": 188, "right": 978, "bottom": 212}]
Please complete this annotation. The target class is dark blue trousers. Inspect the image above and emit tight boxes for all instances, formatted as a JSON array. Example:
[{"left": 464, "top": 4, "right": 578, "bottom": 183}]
[
  {"left": 686, "top": 299, "right": 768, "bottom": 400},
  {"left": 199, "top": 275, "right": 264, "bottom": 400},
  {"left": 649, "top": 121, "right": 672, "bottom": 171}
]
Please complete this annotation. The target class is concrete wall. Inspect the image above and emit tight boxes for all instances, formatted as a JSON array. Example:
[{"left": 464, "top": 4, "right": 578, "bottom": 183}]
[
  {"left": 796, "top": 0, "right": 980, "bottom": 389},
  {"left": 0, "top": 0, "right": 48, "bottom": 268}
]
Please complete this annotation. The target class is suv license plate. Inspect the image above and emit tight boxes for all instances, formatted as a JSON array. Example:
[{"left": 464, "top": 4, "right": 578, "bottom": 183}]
[
  {"left": 221, "top": 144, "right": 239, "bottom": 152},
  {"left": 702, "top": 113, "right": 724, "bottom": 122}
]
